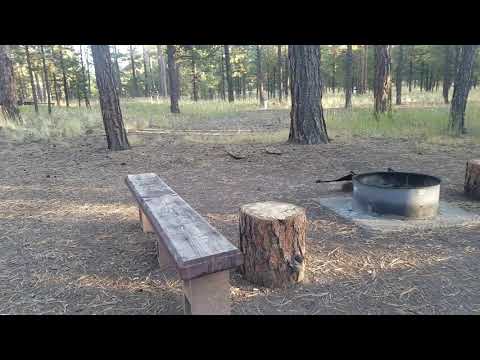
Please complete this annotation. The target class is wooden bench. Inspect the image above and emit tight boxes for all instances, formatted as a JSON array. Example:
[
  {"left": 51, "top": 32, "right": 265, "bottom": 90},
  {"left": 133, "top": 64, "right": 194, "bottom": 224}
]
[{"left": 125, "top": 173, "right": 243, "bottom": 315}]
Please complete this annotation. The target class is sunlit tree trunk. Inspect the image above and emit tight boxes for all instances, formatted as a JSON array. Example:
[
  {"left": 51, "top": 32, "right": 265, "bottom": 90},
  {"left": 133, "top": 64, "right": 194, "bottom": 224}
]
[
  {"left": 345, "top": 45, "right": 353, "bottom": 109},
  {"left": 288, "top": 45, "right": 329, "bottom": 144},
  {"left": 0, "top": 45, "right": 21, "bottom": 122},
  {"left": 129, "top": 45, "right": 140, "bottom": 97},
  {"left": 59, "top": 46, "right": 70, "bottom": 107},
  {"left": 277, "top": 45, "right": 282, "bottom": 102},
  {"left": 156, "top": 45, "right": 167, "bottom": 97},
  {"left": 167, "top": 45, "right": 180, "bottom": 113},
  {"left": 91, "top": 45, "right": 130, "bottom": 151},
  {"left": 449, "top": 45, "right": 478, "bottom": 135},
  {"left": 224, "top": 45, "right": 234, "bottom": 102},
  {"left": 256, "top": 45, "right": 265, "bottom": 108},
  {"left": 25, "top": 45, "right": 39, "bottom": 114},
  {"left": 373, "top": 45, "right": 391, "bottom": 117},
  {"left": 395, "top": 45, "right": 404, "bottom": 105},
  {"left": 40, "top": 45, "right": 52, "bottom": 115}
]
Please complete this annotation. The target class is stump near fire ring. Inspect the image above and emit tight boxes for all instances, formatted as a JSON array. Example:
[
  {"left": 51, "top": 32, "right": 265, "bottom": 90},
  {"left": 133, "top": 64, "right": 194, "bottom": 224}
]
[
  {"left": 465, "top": 160, "right": 480, "bottom": 200},
  {"left": 239, "top": 201, "right": 307, "bottom": 288}
]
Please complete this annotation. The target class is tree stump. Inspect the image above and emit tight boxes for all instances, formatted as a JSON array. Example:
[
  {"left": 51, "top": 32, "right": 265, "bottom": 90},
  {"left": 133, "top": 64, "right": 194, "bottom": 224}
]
[
  {"left": 239, "top": 201, "right": 307, "bottom": 288},
  {"left": 465, "top": 160, "right": 480, "bottom": 199}
]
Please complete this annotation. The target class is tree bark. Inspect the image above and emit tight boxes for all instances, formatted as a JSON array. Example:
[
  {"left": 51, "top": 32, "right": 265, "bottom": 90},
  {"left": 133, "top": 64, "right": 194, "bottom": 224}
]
[
  {"left": 79, "top": 45, "right": 90, "bottom": 108},
  {"left": 288, "top": 45, "right": 329, "bottom": 144},
  {"left": 465, "top": 160, "right": 480, "bottom": 200},
  {"left": 373, "top": 45, "right": 392, "bottom": 117},
  {"left": 129, "top": 45, "right": 140, "bottom": 97},
  {"left": 219, "top": 51, "right": 226, "bottom": 100},
  {"left": 442, "top": 45, "right": 453, "bottom": 104},
  {"left": 449, "top": 45, "right": 478, "bottom": 135},
  {"left": 40, "top": 45, "right": 52, "bottom": 114},
  {"left": 345, "top": 45, "right": 353, "bottom": 109},
  {"left": 190, "top": 46, "right": 198, "bottom": 102},
  {"left": 363, "top": 45, "right": 368, "bottom": 93},
  {"left": 156, "top": 45, "right": 167, "bottom": 97},
  {"left": 0, "top": 45, "right": 21, "bottom": 122},
  {"left": 167, "top": 45, "right": 180, "bottom": 113},
  {"left": 277, "top": 45, "right": 283, "bottom": 102},
  {"left": 142, "top": 46, "right": 151, "bottom": 97},
  {"left": 112, "top": 45, "right": 122, "bottom": 96},
  {"left": 256, "top": 45, "right": 266, "bottom": 108},
  {"left": 25, "top": 45, "right": 39, "bottom": 114},
  {"left": 59, "top": 46, "right": 70, "bottom": 107},
  {"left": 224, "top": 45, "right": 234, "bottom": 102},
  {"left": 52, "top": 73, "right": 60, "bottom": 106},
  {"left": 239, "top": 201, "right": 307, "bottom": 288},
  {"left": 284, "top": 49, "right": 289, "bottom": 98},
  {"left": 91, "top": 45, "right": 130, "bottom": 151},
  {"left": 395, "top": 45, "right": 404, "bottom": 105},
  {"left": 408, "top": 46, "right": 414, "bottom": 93}
]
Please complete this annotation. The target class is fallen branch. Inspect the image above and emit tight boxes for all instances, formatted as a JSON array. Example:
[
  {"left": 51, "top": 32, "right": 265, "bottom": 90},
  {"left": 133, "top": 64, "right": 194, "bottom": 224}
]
[
  {"left": 265, "top": 146, "right": 282, "bottom": 155},
  {"left": 225, "top": 145, "right": 246, "bottom": 160}
]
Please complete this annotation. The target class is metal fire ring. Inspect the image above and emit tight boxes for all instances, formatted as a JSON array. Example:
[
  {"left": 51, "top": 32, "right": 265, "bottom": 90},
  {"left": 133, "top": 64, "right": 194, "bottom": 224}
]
[{"left": 352, "top": 171, "right": 442, "bottom": 219}]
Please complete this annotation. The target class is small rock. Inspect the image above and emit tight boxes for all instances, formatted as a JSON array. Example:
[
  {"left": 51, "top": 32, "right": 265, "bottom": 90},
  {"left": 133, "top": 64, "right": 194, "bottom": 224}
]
[
  {"left": 46, "top": 175, "right": 50, "bottom": 178},
  {"left": 120, "top": 162, "right": 127, "bottom": 166}
]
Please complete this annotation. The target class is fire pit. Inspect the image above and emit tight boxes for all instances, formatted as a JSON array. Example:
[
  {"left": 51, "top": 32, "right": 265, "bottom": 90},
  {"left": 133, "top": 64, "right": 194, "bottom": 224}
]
[{"left": 352, "top": 171, "right": 441, "bottom": 219}]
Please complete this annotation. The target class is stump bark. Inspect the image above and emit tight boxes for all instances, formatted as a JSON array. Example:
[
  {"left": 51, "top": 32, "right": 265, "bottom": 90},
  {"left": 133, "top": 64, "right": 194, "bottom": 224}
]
[
  {"left": 239, "top": 201, "right": 307, "bottom": 288},
  {"left": 465, "top": 160, "right": 480, "bottom": 199}
]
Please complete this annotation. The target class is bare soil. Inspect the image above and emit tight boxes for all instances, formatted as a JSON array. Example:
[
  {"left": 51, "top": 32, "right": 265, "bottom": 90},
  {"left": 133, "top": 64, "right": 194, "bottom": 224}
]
[{"left": 1, "top": 109, "right": 480, "bottom": 314}]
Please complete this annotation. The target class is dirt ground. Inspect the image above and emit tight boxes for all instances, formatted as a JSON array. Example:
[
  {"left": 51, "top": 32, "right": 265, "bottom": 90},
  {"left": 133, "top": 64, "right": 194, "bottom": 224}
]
[{"left": 1, "top": 109, "right": 480, "bottom": 314}]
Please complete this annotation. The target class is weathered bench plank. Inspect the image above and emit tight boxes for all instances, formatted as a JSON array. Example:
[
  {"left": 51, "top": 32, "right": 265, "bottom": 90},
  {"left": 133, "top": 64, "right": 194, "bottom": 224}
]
[{"left": 125, "top": 173, "right": 243, "bottom": 281}]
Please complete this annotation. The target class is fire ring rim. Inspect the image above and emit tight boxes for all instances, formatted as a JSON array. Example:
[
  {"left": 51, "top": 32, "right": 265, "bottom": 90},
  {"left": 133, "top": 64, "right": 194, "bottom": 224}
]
[{"left": 352, "top": 171, "right": 442, "bottom": 190}]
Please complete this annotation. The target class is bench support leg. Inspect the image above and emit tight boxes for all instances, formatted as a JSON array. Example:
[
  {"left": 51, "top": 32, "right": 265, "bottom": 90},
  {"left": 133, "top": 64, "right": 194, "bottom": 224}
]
[
  {"left": 182, "top": 271, "right": 231, "bottom": 315},
  {"left": 139, "top": 208, "right": 154, "bottom": 233},
  {"left": 156, "top": 239, "right": 175, "bottom": 270}
]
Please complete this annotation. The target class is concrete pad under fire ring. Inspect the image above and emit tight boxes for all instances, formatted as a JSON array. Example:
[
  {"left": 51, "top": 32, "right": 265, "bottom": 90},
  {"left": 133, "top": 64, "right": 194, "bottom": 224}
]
[{"left": 313, "top": 196, "right": 480, "bottom": 233}]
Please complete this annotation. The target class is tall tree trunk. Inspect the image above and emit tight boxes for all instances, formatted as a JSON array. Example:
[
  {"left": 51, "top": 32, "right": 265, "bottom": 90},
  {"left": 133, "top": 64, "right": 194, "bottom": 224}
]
[
  {"left": 345, "top": 45, "right": 353, "bottom": 109},
  {"left": 112, "top": 45, "right": 122, "bottom": 96},
  {"left": 224, "top": 45, "right": 234, "bottom": 102},
  {"left": 242, "top": 73, "right": 247, "bottom": 100},
  {"left": 219, "top": 52, "right": 226, "bottom": 100},
  {"left": 284, "top": 49, "right": 289, "bottom": 98},
  {"left": 167, "top": 45, "right": 180, "bottom": 113},
  {"left": 443, "top": 45, "right": 453, "bottom": 104},
  {"left": 277, "top": 45, "right": 283, "bottom": 102},
  {"left": 40, "top": 45, "right": 52, "bottom": 115},
  {"left": 256, "top": 45, "right": 265, "bottom": 108},
  {"left": 373, "top": 45, "right": 391, "bottom": 117},
  {"left": 17, "top": 67, "right": 26, "bottom": 105},
  {"left": 408, "top": 46, "right": 414, "bottom": 93},
  {"left": 25, "top": 45, "right": 39, "bottom": 114},
  {"left": 79, "top": 45, "right": 90, "bottom": 108},
  {"left": 129, "top": 45, "right": 139, "bottom": 97},
  {"left": 91, "top": 45, "right": 130, "bottom": 151},
  {"left": 156, "top": 45, "right": 167, "bottom": 97},
  {"left": 395, "top": 45, "right": 404, "bottom": 105},
  {"left": 190, "top": 47, "right": 198, "bottom": 102},
  {"left": 53, "top": 73, "right": 60, "bottom": 106},
  {"left": 35, "top": 72, "right": 43, "bottom": 103},
  {"left": 142, "top": 46, "right": 151, "bottom": 97},
  {"left": 288, "top": 45, "right": 329, "bottom": 144},
  {"left": 85, "top": 47, "right": 92, "bottom": 99},
  {"left": 59, "top": 46, "right": 70, "bottom": 107},
  {"left": 362, "top": 45, "right": 368, "bottom": 93},
  {"left": 449, "top": 45, "right": 478, "bottom": 135},
  {"left": 0, "top": 45, "right": 21, "bottom": 122},
  {"left": 331, "top": 49, "right": 336, "bottom": 93}
]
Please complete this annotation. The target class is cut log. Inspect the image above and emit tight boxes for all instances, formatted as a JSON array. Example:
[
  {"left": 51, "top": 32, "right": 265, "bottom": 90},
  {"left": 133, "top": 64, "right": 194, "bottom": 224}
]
[
  {"left": 239, "top": 201, "right": 307, "bottom": 288},
  {"left": 465, "top": 160, "right": 480, "bottom": 200}
]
